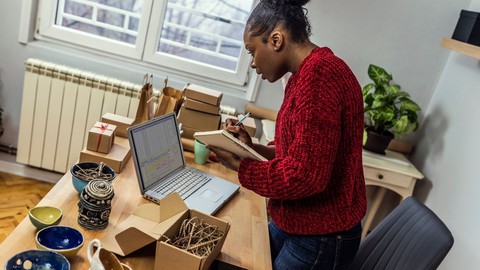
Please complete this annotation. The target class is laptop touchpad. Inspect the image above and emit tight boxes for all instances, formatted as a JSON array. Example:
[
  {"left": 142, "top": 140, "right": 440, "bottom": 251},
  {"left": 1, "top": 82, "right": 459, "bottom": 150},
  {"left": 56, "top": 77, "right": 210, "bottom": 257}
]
[{"left": 200, "top": 189, "right": 222, "bottom": 202}]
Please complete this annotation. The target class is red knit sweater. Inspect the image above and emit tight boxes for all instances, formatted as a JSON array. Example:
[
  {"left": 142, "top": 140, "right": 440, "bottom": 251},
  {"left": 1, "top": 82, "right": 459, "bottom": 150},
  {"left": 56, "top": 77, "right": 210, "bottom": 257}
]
[{"left": 238, "top": 47, "right": 367, "bottom": 235}]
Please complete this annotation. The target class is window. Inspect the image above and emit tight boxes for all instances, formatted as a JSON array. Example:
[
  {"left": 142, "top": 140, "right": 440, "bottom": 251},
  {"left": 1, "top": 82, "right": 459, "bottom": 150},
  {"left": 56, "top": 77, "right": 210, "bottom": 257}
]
[{"left": 35, "top": 0, "right": 258, "bottom": 99}]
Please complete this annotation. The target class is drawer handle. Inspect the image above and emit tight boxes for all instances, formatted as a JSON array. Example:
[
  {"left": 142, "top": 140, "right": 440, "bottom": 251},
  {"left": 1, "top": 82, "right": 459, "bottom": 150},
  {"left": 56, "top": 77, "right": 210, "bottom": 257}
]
[{"left": 377, "top": 174, "right": 384, "bottom": 180}]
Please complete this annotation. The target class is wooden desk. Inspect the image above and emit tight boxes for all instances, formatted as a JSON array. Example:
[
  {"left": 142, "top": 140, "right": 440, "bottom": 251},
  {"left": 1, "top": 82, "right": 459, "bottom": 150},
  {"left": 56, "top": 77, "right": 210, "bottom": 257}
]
[
  {"left": 362, "top": 150, "right": 424, "bottom": 239},
  {"left": 0, "top": 152, "right": 272, "bottom": 269}
]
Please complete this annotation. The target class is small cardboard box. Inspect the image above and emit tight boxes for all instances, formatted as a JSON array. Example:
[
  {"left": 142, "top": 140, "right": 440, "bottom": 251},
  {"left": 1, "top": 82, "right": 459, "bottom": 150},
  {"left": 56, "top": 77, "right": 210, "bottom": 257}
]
[
  {"left": 183, "top": 98, "right": 220, "bottom": 115},
  {"left": 101, "top": 193, "right": 230, "bottom": 270},
  {"left": 80, "top": 137, "right": 131, "bottom": 173},
  {"left": 87, "top": 122, "right": 117, "bottom": 154},
  {"left": 101, "top": 113, "right": 135, "bottom": 138},
  {"left": 237, "top": 114, "right": 256, "bottom": 137},
  {"left": 177, "top": 106, "right": 221, "bottom": 131},
  {"left": 184, "top": 84, "right": 223, "bottom": 106},
  {"left": 181, "top": 126, "right": 201, "bottom": 140},
  {"left": 220, "top": 113, "right": 234, "bottom": 124}
]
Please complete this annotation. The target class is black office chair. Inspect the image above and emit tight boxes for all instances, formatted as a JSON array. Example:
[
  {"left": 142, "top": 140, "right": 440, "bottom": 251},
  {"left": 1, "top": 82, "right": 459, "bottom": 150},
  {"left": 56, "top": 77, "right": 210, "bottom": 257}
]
[{"left": 349, "top": 196, "right": 454, "bottom": 270}]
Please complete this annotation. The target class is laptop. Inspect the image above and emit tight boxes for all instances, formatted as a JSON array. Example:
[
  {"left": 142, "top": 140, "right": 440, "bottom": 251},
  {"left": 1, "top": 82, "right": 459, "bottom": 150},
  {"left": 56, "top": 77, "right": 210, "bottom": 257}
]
[{"left": 127, "top": 112, "right": 240, "bottom": 215}]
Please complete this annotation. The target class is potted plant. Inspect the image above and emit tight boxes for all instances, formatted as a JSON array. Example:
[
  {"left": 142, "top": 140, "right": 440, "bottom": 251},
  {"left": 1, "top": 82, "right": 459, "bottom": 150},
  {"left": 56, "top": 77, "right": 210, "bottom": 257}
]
[{"left": 362, "top": 64, "right": 421, "bottom": 154}]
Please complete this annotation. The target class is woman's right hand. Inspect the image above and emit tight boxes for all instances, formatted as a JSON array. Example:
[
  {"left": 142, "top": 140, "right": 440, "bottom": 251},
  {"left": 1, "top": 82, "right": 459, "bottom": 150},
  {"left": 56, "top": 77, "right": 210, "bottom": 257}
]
[{"left": 224, "top": 118, "right": 253, "bottom": 147}]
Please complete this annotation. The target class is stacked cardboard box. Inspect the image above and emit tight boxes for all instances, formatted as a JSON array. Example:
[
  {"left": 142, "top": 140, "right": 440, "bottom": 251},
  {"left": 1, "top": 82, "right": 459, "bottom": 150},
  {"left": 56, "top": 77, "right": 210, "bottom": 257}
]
[
  {"left": 79, "top": 114, "right": 134, "bottom": 173},
  {"left": 178, "top": 84, "right": 223, "bottom": 152}
]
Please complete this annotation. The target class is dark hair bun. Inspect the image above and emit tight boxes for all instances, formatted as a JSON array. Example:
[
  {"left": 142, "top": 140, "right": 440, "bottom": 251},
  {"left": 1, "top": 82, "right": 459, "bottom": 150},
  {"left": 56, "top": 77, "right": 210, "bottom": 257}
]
[{"left": 262, "top": 0, "right": 310, "bottom": 7}]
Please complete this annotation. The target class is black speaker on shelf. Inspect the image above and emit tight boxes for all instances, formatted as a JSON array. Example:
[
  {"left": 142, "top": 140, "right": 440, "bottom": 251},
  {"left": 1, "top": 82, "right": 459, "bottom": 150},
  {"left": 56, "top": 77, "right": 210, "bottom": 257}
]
[{"left": 452, "top": 10, "right": 480, "bottom": 46}]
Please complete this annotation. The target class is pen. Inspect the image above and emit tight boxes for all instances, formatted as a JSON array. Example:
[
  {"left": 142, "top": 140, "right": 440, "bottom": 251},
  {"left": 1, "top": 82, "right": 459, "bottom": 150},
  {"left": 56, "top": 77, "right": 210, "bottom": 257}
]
[{"left": 234, "top": 112, "right": 251, "bottom": 126}]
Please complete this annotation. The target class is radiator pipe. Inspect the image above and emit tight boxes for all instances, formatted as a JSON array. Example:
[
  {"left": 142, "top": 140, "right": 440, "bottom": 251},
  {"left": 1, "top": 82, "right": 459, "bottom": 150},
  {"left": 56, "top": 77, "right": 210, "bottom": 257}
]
[{"left": 0, "top": 144, "right": 17, "bottom": 155}]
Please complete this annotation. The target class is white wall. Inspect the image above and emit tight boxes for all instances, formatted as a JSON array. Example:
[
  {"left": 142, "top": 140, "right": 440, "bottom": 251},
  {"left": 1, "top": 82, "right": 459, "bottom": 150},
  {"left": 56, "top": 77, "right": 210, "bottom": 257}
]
[
  {"left": 1, "top": 0, "right": 479, "bottom": 267},
  {"left": 0, "top": 0, "right": 468, "bottom": 147},
  {"left": 411, "top": 1, "right": 480, "bottom": 269}
]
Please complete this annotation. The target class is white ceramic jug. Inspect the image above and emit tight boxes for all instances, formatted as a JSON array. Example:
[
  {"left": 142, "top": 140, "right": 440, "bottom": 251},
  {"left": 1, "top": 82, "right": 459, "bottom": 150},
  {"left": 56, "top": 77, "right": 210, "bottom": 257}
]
[{"left": 87, "top": 239, "right": 132, "bottom": 270}]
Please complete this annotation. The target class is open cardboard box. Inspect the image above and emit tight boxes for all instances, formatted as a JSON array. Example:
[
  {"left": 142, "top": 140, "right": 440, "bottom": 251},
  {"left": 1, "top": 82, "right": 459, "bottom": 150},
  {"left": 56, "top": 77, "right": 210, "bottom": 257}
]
[{"left": 101, "top": 193, "right": 230, "bottom": 270}]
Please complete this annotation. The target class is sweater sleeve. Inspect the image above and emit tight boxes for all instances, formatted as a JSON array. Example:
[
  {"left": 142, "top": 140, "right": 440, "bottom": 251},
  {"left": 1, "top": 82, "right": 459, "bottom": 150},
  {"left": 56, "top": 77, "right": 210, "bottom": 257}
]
[{"left": 238, "top": 60, "right": 344, "bottom": 200}]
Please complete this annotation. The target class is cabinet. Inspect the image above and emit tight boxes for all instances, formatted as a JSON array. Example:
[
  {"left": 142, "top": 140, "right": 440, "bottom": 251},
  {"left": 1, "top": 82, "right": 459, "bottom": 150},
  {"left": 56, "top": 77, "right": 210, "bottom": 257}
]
[
  {"left": 361, "top": 150, "right": 424, "bottom": 239},
  {"left": 441, "top": 37, "right": 480, "bottom": 59}
]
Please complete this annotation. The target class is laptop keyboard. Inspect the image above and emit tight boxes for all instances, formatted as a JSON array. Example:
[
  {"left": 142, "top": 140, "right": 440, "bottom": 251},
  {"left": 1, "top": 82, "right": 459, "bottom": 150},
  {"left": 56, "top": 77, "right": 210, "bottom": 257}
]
[{"left": 154, "top": 169, "right": 211, "bottom": 199}]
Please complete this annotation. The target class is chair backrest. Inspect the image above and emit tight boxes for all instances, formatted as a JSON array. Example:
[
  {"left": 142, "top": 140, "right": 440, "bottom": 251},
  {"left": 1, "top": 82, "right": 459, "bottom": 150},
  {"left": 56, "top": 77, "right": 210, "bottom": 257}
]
[{"left": 349, "top": 197, "right": 454, "bottom": 270}]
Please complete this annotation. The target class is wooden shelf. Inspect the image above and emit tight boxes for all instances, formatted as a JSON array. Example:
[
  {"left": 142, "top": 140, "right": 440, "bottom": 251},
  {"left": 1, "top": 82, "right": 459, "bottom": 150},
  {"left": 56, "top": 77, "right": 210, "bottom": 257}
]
[{"left": 441, "top": 38, "right": 480, "bottom": 59}]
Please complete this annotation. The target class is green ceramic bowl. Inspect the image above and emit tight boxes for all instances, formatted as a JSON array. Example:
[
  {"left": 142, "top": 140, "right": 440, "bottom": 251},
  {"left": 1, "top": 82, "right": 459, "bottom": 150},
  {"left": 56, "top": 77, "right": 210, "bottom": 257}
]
[{"left": 28, "top": 206, "right": 63, "bottom": 230}]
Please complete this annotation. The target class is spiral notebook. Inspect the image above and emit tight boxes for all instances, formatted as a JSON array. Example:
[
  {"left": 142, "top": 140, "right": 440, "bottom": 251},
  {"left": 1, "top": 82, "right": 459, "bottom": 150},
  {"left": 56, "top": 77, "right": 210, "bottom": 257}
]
[{"left": 194, "top": 129, "right": 267, "bottom": 161}]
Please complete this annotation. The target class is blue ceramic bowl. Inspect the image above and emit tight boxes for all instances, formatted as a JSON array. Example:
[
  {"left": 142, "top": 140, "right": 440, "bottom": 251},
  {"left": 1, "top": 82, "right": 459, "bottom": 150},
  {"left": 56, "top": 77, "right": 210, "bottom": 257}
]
[
  {"left": 4, "top": 249, "right": 70, "bottom": 270},
  {"left": 70, "top": 162, "right": 116, "bottom": 193},
  {"left": 35, "top": 225, "right": 84, "bottom": 258}
]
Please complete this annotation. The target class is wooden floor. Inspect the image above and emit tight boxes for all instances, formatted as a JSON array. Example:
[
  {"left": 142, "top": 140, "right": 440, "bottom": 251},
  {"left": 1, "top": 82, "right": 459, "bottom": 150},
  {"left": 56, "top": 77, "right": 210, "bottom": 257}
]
[{"left": 0, "top": 171, "right": 53, "bottom": 243}]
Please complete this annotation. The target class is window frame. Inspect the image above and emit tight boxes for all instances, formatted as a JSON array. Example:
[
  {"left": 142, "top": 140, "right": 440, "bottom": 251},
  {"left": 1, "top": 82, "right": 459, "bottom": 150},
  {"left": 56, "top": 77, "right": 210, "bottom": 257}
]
[
  {"left": 36, "top": 0, "right": 153, "bottom": 59},
  {"left": 143, "top": 0, "right": 254, "bottom": 86},
  {"left": 32, "top": 0, "right": 259, "bottom": 101}
]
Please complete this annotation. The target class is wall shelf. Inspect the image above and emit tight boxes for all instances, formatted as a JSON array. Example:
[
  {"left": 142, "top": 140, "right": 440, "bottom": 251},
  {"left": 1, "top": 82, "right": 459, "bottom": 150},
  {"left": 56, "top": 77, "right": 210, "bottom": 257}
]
[{"left": 441, "top": 38, "right": 480, "bottom": 59}]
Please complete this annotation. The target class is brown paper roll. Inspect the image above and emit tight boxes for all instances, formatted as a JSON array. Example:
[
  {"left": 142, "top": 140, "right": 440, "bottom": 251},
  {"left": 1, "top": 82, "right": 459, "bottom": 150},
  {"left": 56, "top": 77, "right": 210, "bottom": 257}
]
[
  {"left": 181, "top": 137, "right": 195, "bottom": 152},
  {"left": 245, "top": 103, "right": 278, "bottom": 121}
]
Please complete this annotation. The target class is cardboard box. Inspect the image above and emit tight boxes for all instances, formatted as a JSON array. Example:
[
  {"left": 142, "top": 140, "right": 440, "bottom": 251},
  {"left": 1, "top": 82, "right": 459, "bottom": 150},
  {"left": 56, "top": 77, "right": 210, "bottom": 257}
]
[
  {"left": 101, "top": 113, "right": 135, "bottom": 138},
  {"left": 184, "top": 84, "right": 223, "bottom": 106},
  {"left": 86, "top": 122, "right": 116, "bottom": 154},
  {"left": 220, "top": 113, "right": 235, "bottom": 125},
  {"left": 177, "top": 106, "right": 220, "bottom": 131},
  {"left": 80, "top": 137, "right": 131, "bottom": 173},
  {"left": 237, "top": 114, "right": 256, "bottom": 137},
  {"left": 181, "top": 126, "right": 202, "bottom": 140},
  {"left": 101, "top": 193, "right": 230, "bottom": 270},
  {"left": 183, "top": 98, "right": 220, "bottom": 115}
]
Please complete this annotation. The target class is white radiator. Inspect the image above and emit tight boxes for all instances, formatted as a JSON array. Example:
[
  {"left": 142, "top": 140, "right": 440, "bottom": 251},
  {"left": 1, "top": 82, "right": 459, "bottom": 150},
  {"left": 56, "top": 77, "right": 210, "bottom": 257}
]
[{"left": 17, "top": 58, "right": 156, "bottom": 173}]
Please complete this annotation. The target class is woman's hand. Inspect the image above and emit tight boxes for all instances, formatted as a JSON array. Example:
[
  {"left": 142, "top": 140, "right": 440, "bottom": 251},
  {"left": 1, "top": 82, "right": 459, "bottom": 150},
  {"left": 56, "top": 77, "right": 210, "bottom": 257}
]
[
  {"left": 224, "top": 118, "right": 253, "bottom": 147},
  {"left": 207, "top": 145, "right": 242, "bottom": 171}
]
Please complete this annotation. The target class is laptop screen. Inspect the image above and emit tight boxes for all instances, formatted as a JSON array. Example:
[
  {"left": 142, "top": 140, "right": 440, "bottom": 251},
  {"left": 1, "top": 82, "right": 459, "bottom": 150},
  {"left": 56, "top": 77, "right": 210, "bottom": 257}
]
[{"left": 129, "top": 113, "right": 185, "bottom": 191}]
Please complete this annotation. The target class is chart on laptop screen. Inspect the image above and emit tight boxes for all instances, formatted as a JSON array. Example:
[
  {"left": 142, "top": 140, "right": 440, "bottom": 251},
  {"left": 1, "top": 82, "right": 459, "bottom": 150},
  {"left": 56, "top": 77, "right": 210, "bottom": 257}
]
[{"left": 130, "top": 116, "right": 183, "bottom": 188}]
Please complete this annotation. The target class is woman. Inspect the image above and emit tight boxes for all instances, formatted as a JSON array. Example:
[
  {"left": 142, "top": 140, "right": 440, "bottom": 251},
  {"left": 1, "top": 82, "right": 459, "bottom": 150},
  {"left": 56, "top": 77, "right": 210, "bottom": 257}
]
[{"left": 208, "top": 0, "right": 367, "bottom": 269}]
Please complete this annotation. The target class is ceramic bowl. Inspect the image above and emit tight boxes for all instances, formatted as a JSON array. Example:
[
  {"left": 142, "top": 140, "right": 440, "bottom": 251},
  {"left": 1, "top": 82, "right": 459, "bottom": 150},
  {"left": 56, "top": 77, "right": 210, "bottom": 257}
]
[
  {"left": 28, "top": 205, "right": 63, "bottom": 230},
  {"left": 4, "top": 249, "right": 70, "bottom": 270},
  {"left": 35, "top": 225, "right": 84, "bottom": 259},
  {"left": 70, "top": 162, "right": 116, "bottom": 193}
]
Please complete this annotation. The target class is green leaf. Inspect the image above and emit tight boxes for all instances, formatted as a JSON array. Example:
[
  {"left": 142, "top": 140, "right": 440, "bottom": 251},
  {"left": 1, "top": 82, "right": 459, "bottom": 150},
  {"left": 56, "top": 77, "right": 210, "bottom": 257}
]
[
  {"left": 364, "top": 93, "right": 374, "bottom": 107},
  {"left": 372, "top": 97, "right": 386, "bottom": 108},
  {"left": 368, "top": 64, "right": 392, "bottom": 85},
  {"left": 400, "top": 99, "right": 421, "bottom": 112},
  {"left": 373, "top": 110, "right": 395, "bottom": 122},
  {"left": 385, "top": 85, "right": 400, "bottom": 94},
  {"left": 397, "top": 91, "right": 410, "bottom": 98},
  {"left": 362, "top": 84, "right": 375, "bottom": 96},
  {"left": 363, "top": 129, "right": 367, "bottom": 145},
  {"left": 394, "top": 115, "right": 409, "bottom": 134}
]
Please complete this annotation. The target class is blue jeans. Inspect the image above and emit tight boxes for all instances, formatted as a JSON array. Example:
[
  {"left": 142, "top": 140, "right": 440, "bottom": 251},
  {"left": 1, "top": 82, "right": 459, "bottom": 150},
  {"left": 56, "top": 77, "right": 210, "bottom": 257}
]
[{"left": 269, "top": 221, "right": 362, "bottom": 270}]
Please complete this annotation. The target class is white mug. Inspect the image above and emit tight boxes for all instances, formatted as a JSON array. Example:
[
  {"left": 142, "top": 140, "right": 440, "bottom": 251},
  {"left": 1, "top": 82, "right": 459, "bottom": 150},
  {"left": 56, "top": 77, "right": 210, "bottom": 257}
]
[{"left": 87, "top": 239, "right": 132, "bottom": 270}]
